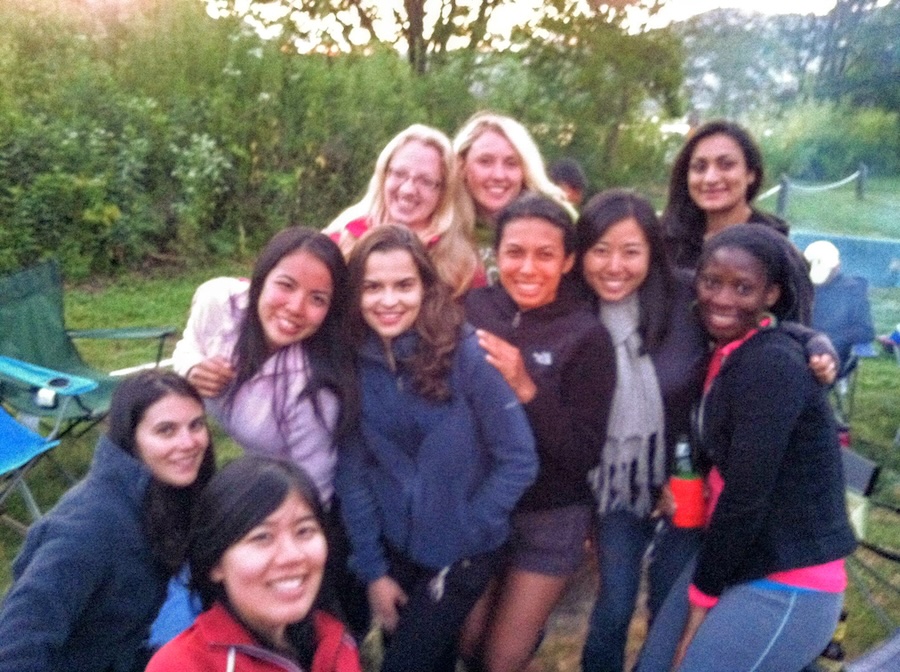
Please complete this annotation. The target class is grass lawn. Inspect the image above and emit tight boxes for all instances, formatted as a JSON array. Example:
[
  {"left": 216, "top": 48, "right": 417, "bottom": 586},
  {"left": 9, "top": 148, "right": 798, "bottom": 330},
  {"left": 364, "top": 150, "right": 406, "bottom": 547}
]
[
  {"left": 1, "top": 176, "right": 899, "bottom": 665},
  {"left": 768, "top": 175, "right": 900, "bottom": 240}
]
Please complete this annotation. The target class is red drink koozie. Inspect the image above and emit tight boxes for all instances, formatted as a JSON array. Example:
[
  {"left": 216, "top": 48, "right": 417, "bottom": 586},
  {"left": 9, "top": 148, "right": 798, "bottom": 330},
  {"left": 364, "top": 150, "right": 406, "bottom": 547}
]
[{"left": 669, "top": 475, "right": 706, "bottom": 528}]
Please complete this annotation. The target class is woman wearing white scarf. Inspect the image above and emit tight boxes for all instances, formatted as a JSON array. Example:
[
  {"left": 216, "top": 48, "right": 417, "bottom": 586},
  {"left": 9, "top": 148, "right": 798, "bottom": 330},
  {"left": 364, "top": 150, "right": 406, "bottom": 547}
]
[{"left": 578, "top": 190, "right": 707, "bottom": 672}]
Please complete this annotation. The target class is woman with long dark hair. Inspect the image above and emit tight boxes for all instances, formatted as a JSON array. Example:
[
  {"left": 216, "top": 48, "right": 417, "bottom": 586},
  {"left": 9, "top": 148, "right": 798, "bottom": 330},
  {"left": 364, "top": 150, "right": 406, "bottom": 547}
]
[
  {"left": 170, "top": 225, "right": 366, "bottom": 636},
  {"left": 662, "top": 120, "right": 815, "bottom": 324},
  {"left": 337, "top": 225, "right": 537, "bottom": 672},
  {"left": 172, "top": 226, "right": 355, "bottom": 502},
  {"left": 0, "top": 370, "right": 215, "bottom": 672},
  {"left": 576, "top": 190, "right": 706, "bottom": 672}
]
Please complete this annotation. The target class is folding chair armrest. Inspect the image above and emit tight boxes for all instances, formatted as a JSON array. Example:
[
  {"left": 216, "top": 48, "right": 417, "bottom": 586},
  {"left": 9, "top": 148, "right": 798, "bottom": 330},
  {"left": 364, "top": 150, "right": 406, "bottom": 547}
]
[
  {"left": 841, "top": 447, "right": 881, "bottom": 497},
  {"left": 67, "top": 326, "right": 176, "bottom": 340},
  {"left": 0, "top": 355, "right": 98, "bottom": 396},
  {"left": 68, "top": 326, "right": 176, "bottom": 366}
]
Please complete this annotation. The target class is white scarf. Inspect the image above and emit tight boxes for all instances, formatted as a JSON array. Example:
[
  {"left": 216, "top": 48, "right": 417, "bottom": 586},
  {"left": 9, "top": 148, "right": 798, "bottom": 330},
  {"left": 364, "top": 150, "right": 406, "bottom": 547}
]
[{"left": 589, "top": 294, "right": 667, "bottom": 517}]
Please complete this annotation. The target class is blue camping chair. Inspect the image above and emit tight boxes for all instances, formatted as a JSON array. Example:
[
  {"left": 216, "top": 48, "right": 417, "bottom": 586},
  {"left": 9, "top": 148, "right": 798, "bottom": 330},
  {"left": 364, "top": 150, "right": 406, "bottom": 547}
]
[{"left": 0, "top": 356, "right": 97, "bottom": 534}]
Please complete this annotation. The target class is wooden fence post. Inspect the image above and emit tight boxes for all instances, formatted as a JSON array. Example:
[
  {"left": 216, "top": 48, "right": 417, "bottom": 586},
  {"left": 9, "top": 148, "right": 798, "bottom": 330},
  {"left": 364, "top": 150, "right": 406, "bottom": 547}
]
[
  {"left": 856, "top": 162, "right": 867, "bottom": 200},
  {"left": 776, "top": 174, "right": 789, "bottom": 216}
]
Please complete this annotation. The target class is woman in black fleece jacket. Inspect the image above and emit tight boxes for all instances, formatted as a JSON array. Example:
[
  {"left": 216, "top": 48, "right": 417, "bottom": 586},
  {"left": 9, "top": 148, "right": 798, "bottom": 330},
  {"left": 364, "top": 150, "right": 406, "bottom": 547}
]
[
  {"left": 461, "top": 193, "right": 616, "bottom": 672},
  {"left": 637, "top": 225, "right": 856, "bottom": 672}
]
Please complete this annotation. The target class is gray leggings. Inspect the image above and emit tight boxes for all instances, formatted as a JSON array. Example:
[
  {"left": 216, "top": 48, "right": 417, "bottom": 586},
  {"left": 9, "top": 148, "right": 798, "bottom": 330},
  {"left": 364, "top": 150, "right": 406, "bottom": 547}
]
[{"left": 635, "top": 555, "right": 844, "bottom": 672}]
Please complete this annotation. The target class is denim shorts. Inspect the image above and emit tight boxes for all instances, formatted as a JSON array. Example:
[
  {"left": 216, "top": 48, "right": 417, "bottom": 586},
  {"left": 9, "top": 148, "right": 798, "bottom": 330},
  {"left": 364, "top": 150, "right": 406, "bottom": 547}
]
[{"left": 508, "top": 504, "right": 592, "bottom": 576}]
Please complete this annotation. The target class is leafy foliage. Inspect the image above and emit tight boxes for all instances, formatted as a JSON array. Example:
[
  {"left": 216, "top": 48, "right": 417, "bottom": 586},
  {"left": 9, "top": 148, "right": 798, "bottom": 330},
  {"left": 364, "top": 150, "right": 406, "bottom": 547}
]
[
  {"left": 0, "top": 0, "right": 683, "bottom": 276},
  {"left": 755, "top": 103, "right": 900, "bottom": 181}
]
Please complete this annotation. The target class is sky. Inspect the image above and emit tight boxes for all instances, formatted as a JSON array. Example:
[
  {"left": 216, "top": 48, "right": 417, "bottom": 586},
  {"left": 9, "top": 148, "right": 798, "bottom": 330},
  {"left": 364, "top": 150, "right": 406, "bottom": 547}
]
[
  {"left": 653, "top": 0, "right": 837, "bottom": 23},
  {"left": 488, "top": 1, "right": 839, "bottom": 37},
  {"left": 210, "top": 1, "right": 843, "bottom": 49}
]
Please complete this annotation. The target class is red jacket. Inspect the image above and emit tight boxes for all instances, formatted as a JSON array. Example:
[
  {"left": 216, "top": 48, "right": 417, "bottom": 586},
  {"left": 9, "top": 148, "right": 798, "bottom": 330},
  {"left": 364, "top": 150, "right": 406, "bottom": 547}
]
[{"left": 145, "top": 603, "right": 361, "bottom": 672}]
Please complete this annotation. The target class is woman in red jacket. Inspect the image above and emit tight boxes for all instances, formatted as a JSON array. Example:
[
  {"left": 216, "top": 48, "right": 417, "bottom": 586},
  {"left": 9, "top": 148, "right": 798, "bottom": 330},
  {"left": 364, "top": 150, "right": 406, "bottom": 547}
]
[{"left": 146, "top": 456, "right": 361, "bottom": 672}]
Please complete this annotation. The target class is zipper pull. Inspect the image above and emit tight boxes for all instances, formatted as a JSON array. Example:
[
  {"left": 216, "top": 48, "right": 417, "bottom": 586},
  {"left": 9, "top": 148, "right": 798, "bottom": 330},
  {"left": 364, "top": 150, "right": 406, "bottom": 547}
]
[{"left": 428, "top": 565, "right": 450, "bottom": 602}]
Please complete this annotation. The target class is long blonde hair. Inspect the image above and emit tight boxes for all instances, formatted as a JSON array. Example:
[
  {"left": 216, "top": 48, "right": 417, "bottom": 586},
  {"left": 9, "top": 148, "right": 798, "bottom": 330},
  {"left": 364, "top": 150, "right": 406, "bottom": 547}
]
[
  {"left": 453, "top": 111, "right": 571, "bottom": 225},
  {"left": 326, "top": 124, "right": 478, "bottom": 297}
]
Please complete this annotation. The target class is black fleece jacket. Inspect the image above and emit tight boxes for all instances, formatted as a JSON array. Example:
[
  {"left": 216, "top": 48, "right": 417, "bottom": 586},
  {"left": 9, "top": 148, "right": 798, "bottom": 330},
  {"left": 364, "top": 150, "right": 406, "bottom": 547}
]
[
  {"left": 693, "top": 327, "right": 857, "bottom": 597},
  {"left": 465, "top": 280, "right": 616, "bottom": 511}
]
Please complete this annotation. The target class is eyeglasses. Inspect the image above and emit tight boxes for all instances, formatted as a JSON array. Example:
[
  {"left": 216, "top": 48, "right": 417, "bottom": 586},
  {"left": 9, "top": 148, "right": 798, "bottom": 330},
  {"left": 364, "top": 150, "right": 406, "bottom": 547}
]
[{"left": 386, "top": 168, "right": 443, "bottom": 192}]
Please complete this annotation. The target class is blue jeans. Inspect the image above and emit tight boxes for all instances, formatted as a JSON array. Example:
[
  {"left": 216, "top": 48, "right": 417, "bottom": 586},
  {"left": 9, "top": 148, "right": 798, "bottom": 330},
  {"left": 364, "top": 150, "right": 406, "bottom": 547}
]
[
  {"left": 636, "top": 555, "right": 844, "bottom": 672},
  {"left": 581, "top": 511, "right": 701, "bottom": 672}
]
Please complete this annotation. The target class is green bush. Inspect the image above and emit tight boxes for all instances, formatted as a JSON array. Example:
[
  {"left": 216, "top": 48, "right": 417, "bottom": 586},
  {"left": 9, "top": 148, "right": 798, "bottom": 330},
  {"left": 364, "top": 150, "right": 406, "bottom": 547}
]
[{"left": 756, "top": 103, "right": 900, "bottom": 181}]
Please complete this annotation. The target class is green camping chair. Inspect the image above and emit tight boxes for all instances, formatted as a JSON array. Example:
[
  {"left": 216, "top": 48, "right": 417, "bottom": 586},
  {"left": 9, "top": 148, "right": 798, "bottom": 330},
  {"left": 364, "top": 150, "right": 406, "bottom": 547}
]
[
  {"left": 0, "top": 356, "right": 97, "bottom": 533},
  {"left": 0, "top": 259, "right": 175, "bottom": 439}
]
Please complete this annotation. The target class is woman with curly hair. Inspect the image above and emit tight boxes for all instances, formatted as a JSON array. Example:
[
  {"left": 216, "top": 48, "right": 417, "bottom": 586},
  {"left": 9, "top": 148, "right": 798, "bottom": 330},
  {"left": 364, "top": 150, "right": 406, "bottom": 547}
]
[{"left": 337, "top": 225, "right": 537, "bottom": 672}]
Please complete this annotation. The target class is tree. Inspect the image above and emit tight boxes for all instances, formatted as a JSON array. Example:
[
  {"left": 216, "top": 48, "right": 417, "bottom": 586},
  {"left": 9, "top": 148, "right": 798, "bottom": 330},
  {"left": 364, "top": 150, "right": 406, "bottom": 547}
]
[
  {"left": 506, "top": 0, "right": 681, "bottom": 186},
  {"left": 676, "top": 9, "right": 812, "bottom": 118},
  {"left": 816, "top": 0, "right": 900, "bottom": 114},
  {"left": 212, "top": 0, "right": 508, "bottom": 74},
  {"left": 212, "top": 0, "right": 669, "bottom": 74}
]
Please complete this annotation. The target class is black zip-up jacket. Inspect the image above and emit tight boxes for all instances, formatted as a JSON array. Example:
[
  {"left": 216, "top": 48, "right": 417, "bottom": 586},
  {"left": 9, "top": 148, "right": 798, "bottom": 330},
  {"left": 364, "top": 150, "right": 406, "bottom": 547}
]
[
  {"left": 694, "top": 327, "right": 857, "bottom": 597},
  {"left": 465, "top": 280, "right": 616, "bottom": 511}
]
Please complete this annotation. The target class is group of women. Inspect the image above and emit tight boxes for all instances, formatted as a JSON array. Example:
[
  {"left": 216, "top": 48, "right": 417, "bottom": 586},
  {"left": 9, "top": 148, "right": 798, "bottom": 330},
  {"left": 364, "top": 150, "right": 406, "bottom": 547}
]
[{"left": 0, "top": 112, "right": 855, "bottom": 672}]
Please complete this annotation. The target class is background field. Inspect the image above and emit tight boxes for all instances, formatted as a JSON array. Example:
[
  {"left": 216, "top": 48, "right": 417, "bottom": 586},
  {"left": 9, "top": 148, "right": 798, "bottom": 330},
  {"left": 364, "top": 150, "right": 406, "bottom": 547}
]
[{"left": 1, "top": 178, "right": 898, "bottom": 667}]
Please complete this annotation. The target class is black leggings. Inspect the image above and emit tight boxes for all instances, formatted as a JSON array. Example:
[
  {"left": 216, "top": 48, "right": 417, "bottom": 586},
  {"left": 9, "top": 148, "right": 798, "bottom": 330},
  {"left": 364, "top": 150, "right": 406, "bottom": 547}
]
[
  {"left": 381, "top": 546, "right": 500, "bottom": 672},
  {"left": 321, "top": 499, "right": 371, "bottom": 641}
]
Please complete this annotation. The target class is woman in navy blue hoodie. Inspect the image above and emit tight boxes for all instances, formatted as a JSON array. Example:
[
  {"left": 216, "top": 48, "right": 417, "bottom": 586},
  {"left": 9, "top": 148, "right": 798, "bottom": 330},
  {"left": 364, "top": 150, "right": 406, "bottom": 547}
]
[
  {"left": 336, "top": 225, "right": 537, "bottom": 672},
  {"left": 0, "top": 370, "right": 215, "bottom": 672}
]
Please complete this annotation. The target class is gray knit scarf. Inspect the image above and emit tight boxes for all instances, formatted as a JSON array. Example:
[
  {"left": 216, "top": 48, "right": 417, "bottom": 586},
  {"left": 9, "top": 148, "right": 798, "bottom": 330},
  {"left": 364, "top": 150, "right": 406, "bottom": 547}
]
[{"left": 588, "top": 293, "right": 667, "bottom": 517}]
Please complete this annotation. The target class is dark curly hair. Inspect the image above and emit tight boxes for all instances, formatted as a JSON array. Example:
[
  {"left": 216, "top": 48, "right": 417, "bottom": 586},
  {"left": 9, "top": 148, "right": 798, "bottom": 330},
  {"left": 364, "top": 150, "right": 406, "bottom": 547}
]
[
  {"left": 698, "top": 225, "right": 801, "bottom": 323},
  {"left": 347, "top": 225, "right": 464, "bottom": 402}
]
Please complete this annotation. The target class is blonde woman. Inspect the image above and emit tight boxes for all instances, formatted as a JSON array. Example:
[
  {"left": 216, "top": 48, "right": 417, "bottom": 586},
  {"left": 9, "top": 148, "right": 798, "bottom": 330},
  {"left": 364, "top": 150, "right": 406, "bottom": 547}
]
[
  {"left": 453, "top": 112, "right": 573, "bottom": 282},
  {"left": 325, "top": 124, "right": 480, "bottom": 297},
  {"left": 453, "top": 111, "right": 571, "bottom": 232}
]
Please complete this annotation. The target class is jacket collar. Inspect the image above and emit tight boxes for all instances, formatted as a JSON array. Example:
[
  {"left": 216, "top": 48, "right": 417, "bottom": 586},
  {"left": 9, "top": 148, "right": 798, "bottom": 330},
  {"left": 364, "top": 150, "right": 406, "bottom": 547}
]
[
  {"left": 474, "top": 277, "right": 588, "bottom": 326},
  {"left": 91, "top": 435, "right": 153, "bottom": 505},
  {"left": 357, "top": 329, "right": 418, "bottom": 366},
  {"left": 197, "top": 602, "right": 348, "bottom": 672}
]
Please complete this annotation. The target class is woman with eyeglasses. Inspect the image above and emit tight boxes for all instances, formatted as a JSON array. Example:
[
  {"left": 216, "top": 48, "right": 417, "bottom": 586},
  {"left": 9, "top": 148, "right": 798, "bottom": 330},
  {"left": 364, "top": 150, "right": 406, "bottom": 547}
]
[{"left": 325, "top": 124, "right": 481, "bottom": 298}]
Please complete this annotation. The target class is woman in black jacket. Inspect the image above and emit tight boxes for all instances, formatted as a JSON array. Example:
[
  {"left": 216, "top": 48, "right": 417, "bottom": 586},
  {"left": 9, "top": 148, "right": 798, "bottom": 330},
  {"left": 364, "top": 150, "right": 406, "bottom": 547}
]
[
  {"left": 462, "top": 193, "right": 616, "bottom": 672},
  {"left": 637, "top": 225, "right": 856, "bottom": 672}
]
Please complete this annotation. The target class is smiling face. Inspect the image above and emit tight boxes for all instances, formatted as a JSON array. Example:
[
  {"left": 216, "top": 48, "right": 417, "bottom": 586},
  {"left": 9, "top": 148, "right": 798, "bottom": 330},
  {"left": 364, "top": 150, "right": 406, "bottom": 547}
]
[
  {"left": 497, "top": 216, "right": 574, "bottom": 311},
  {"left": 210, "top": 491, "right": 327, "bottom": 649},
  {"left": 696, "top": 246, "right": 781, "bottom": 344},
  {"left": 582, "top": 217, "right": 650, "bottom": 303},
  {"left": 360, "top": 248, "right": 424, "bottom": 346},
  {"left": 462, "top": 129, "right": 525, "bottom": 221},
  {"left": 383, "top": 140, "right": 444, "bottom": 233},
  {"left": 134, "top": 394, "right": 209, "bottom": 487},
  {"left": 257, "top": 250, "right": 333, "bottom": 354},
  {"left": 687, "top": 133, "right": 757, "bottom": 225}
]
